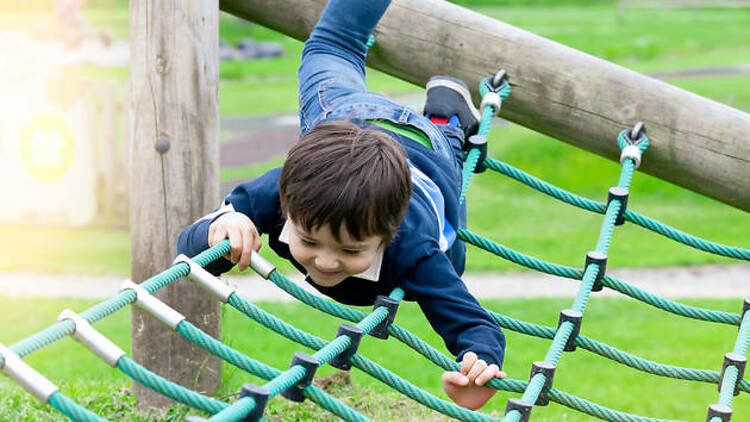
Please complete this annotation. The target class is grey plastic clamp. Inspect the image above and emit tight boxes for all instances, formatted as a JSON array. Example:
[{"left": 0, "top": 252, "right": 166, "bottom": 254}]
[
  {"left": 558, "top": 309, "right": 583, "bottom": 352},
  {"left": 174, "top": 254, "right": 235, "bottom": 303},
  {"left": 706, "top": 403, "right": 732, "bottom": 422},
  {"left": 480, "top": 91, "right": 502, "bottom": 116},
  {"left": 58, "top": 309, "right": 126, "bottom": 367},
  {"left": 0, "top": 343, "right": 58, "bottom": 403},
  {"left": 741, "top": 298, "right": 750, "bottom": 323},
  {"left": 585, "top": 251, "right": 608, "bottom": 292},
  {"left": 620, "top": 144, "right": 642, "bottom": 169},
  {"left": 250, "top": 252, "right": 276, "bottom": 279},
  {"left": 504, "top": 398, "right": 532, "bottom": 422},
  {"left": 530, "top": 361, "right": 556, "bottom": 406},
  {"left": 718, "top": 352, "right": 746, "bottom": 396},
  {"left": 120, "top": 280, "right": 186, "bottom": 330}
]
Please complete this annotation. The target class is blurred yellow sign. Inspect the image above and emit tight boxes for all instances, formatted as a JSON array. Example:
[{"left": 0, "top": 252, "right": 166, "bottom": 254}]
[{"left": 19, "top": 114, "right": 75, "bottom": 182}]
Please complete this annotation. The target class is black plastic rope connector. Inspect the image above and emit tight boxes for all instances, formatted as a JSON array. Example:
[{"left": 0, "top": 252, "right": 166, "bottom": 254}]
[
  {"left": 585, "top": 251, "right": 608, "bottom": 292},
  {"left": 281, "top": 352, "right": 319, "bottom": 402},
  {"left": 370, "top": 296, "right": 400, "bottom": 339},
  {"left": 706, "top": 404, "right": 733, "bottom": 422},
  {"left": 529, "top": 361, "right": 556, "bottom": 406},
  {"left": 558, "top": 309, "right": 583, "bottom": 352},
  {"left": 239, "top": 384, "right": 270, "bottom": 422},
  {"left": 718, "top": 352, "right": 747, "bottom": 396},
  {"left": 741, "top": 298, "right": 750, "bottom": 324},
  {"left": 329, "top": 324, "right": 363, "bottom": 370},
  {"left": 467, "top": 135, "right": 488, "bottom": 173},
  {"left": 607, "top": 187, "right": 629, "bottom": 226},
  {"left": 504, "top": 398, "right": 532, "bottom": 422}
]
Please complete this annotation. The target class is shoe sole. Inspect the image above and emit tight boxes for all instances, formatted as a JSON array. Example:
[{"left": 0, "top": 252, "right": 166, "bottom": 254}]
[{"left": 425, "top": 77, "right": 481, "bottom": 122}]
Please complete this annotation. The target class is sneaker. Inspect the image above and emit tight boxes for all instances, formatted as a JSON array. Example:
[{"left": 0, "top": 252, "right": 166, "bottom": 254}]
[{"left": 423, "top": 76, "right": 481, "bottom": 139}]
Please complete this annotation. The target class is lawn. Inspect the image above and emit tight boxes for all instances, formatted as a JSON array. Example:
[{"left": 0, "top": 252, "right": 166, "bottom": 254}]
[{"left": 1, "top": 294, "right": 748, "bottom": 421}]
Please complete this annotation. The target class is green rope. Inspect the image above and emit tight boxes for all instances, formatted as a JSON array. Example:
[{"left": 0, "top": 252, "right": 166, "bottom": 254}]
[
  {"left": 264, "top": 268, "right": 681, "bottom": 422},
  {"left": 225, "top": 289, "right": 501, "bottom": 422},
  {"left": 177, "top": 320, "right": 372, "bottom": 422},
  {"left": 5, "top": 242, "right": 231, "bottom": 366},
  {"left": 482, "top": 156, "right": 750, "bottom": 261},
  {"left": 459, "top": 78, "right": 511, "bottom": 206},
  {"left": 491, "top": 312, "right": 750, "bottom": 392},
  {"left": 49, "top": 392, "right": 109, "bottom": 422},
  {"left": 457, "top": 228, "right": 740, "bottom": 325},
  {"left": 209, "top": 289, "right": 401, "bottom": 421},
  {"left": 116, "top": 356, "right": 228, "bottom": 414}
]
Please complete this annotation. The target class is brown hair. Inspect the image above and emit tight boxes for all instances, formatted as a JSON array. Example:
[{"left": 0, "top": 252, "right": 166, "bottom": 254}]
[{"left": 279, "top": 121, "right": 412, "bottom": 244}]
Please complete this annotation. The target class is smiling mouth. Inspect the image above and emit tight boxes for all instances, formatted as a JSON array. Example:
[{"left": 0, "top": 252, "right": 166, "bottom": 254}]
[{"left": 315, "top": 268, "right": 341, "bottom": 276}]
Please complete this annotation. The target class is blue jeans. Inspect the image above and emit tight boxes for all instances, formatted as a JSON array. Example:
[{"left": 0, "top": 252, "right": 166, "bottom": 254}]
[{"left": 297, "top": 0, "right": 466, "bottom": 174}]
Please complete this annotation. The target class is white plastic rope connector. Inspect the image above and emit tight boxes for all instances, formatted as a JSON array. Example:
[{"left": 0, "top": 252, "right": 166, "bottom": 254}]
[
  {"left": 120, "top": 280, "right": 186, "bottom": 330},
  {"left": 250, "top": 252, "right": 276, "bottom": 279},
  {"left": 57, "top": 310, "right": 126, "bottom": 367},
  {"left": 174, "top": 254, "right": 235, "bottom": 303},
  {"left": 0, "top": 343, "right": 58, "bottom": 403},
  {"left": 620, "top": 144, "right": 642, "bottom": 169},
  {"left": 480, "top": 92, "right": 502, "bottom": 116}
]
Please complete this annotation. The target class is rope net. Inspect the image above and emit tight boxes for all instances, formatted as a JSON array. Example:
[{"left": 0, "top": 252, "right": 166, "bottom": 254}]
[{"left": 2, "top": 74, "right": 749, "bottom": 422}]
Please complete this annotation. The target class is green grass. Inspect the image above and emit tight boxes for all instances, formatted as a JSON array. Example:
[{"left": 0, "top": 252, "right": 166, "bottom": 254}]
[{"left": 1, "top": 295, "right": 748, "bottom": 420}]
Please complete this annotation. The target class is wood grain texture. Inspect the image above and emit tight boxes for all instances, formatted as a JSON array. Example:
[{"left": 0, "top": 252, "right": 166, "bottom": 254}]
[
  {"left": 221, "top": 0, "right": 750, "bottom": 211},
  {"left": 129, "top": 0, "right": 221, "bottom": 410}
]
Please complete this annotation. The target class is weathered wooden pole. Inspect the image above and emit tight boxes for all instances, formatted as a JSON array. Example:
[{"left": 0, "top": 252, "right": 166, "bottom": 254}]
[
  {"left": 221, "top": 0, "right": 750, "bottom": 212},
  {"left": 129, "top": 0, "right": 221, "bottom": 410}
]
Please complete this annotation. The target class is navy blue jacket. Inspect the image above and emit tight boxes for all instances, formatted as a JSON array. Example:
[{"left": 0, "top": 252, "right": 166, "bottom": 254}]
[{"left": 177, "top": 126, "right": 505, "bottom": 367}]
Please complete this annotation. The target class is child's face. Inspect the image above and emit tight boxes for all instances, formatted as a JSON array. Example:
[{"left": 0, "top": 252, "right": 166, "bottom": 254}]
[{"left": 287, "top": 220, "right": 383, "bottom": 287}]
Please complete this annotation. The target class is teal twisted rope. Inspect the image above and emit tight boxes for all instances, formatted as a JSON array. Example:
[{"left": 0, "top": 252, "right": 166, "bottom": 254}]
[
  {"left": 116, "top": 356, "right": 228, "bottom": 414},
  {"left": 5, "top": 242, "right": 231, "bottom": 367},
  {"left": 177, "top": 321, "right": 372, "bottom": 422},
  {"left": 500, "top": 132, "right": 644, "bottom": 421},
  {"left": 264, "top": 269, "right": 679, "bottom": 422},
  {"left": 210, "top": 290, "right": 401, "bottom": 421},
  {"left": 459, "top": 78, "right": 511, "bottom": 206},
  {"left": 49, "top": 392, "right": 108, "bottom": 422},
  {"left": 225, "top": 290, "right": 502, "bottom": 422},
  {"left": 491, "top": 312, "right": 750, "bottom": 392},
  {"left": 482, "top": 155, "right": 750, "bottom": 261},
  {"left": 712, "top": 311, "right": 750, "bottom": 417},
  {"left": 457, "top": 228, "right": 740, "bottom": 325}
]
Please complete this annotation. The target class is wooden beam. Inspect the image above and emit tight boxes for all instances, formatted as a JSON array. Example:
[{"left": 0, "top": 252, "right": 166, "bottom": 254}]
[
  {"left": 130, "top": 0, "right": 221, "bottom": 410},
  {"left": 221, "top": 0, "right": 750, "bottom": 212}
]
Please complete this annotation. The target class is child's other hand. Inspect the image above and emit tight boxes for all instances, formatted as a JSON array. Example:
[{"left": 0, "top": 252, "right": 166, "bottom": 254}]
[
  {"left": 209, "top": 212, "right": 262, "bottom": 271},
  {"left": 441, "top": 352, "right": 507, "bottom": 410}
]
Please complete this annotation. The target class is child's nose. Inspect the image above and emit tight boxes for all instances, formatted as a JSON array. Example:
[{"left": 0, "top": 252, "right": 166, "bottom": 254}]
[{"left": 315, "top": 253, "right": 339, "bottom": 270}]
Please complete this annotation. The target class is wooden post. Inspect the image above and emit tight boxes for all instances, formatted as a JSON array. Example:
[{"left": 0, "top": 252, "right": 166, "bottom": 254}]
[
  {"left": 129, "top": 0, "right": 220, "bottom": 410},
  {"left": 220, "top": 0, "right": 750, "bottom": 211}
]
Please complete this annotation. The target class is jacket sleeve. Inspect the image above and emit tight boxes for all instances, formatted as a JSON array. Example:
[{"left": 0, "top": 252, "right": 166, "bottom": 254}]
[
  {"left": 403, "top": 250, "right": 506, "bottom": 367},
  {"left": 176, "top": 167, "right": 283, "bottom": 275}
]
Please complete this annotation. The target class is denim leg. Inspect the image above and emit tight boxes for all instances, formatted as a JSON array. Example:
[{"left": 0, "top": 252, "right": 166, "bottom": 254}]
[
  {"left": 433, "top": 123, "right": 466, "bottom": 172},
  {"left": 297, "top": 0, "right": 393, "bottom": 135}
]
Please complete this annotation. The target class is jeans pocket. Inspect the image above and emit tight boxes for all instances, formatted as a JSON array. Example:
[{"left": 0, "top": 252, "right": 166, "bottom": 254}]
[{"left": 318, "top": 77, "right": 365, "bottom": 112}]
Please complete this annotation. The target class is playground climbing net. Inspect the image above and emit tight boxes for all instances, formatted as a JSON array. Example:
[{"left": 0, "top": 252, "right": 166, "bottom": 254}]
[{"left": 2, "top": 71, "right": 749, "bottom": 422}]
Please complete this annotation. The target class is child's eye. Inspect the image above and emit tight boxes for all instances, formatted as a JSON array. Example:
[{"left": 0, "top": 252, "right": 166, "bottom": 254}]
[
  {"left": 342, "top": 249, "right": 361, "bottom": 255},
  {"left": 300, "top": 238, "right": 316, "bottom": 246}
]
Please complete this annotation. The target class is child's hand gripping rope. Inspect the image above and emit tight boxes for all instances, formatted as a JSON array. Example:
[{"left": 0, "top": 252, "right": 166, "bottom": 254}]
[
  {"left": 441, "top": 351, "right": 507, "bottom": 410},
  {"left": 209, "top": 212, "right": 262, "bottom": 271}
]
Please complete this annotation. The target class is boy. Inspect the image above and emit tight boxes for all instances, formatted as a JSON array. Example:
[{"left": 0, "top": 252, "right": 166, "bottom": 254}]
[{"left": 177, "top": 0, "right": 506, "bottom": 410}]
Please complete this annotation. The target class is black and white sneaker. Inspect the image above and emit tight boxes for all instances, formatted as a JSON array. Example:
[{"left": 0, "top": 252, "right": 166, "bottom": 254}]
[{"left": 423, "top": 76, "right": 481, "bottom": 139}]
